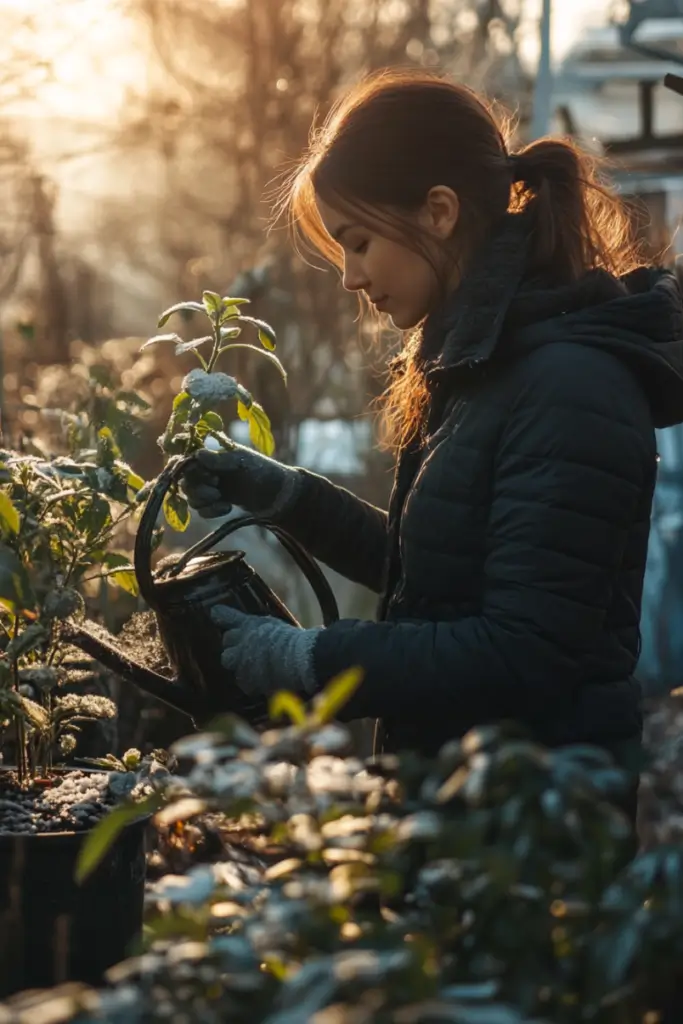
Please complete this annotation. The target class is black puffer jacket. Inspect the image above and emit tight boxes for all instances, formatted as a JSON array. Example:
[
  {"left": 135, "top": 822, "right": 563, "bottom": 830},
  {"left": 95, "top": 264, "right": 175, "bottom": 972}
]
[{"left": 277, "top": 215, "right": 683, "bottom": 757}]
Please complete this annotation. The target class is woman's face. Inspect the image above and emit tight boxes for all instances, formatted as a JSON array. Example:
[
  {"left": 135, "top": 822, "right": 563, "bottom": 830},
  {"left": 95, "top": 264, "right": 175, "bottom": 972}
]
[{"left": 316, "top": 190, "right": 460, "bottom": 330}]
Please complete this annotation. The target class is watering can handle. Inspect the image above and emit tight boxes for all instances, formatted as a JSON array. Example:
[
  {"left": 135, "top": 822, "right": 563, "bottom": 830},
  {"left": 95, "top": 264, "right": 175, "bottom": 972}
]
[{"left": 134, "top": 453, "right": 339, "bottom": 626}]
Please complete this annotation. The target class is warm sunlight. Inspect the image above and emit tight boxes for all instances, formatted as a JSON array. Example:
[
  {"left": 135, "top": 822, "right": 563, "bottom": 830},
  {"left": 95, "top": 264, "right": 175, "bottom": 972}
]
[
  {"left": 0, "top": 0, "right": 611, "bottom": 121},
  {"left": 522, "top": 0, "right": 612, "bottom": 65},
  {"left": 0, "top": 0, "right": 142, "bottom": 119},
  {"left": 0, "top": 2, "right": 681, "bottom": 1014}
]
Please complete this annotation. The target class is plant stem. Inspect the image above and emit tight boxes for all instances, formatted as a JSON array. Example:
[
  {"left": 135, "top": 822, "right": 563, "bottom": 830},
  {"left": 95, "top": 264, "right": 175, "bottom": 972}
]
[
  {"left": 45, "top": 693, "right": 53, "bottom": 774},
  {"left": 206, "top": 319, "right": 222, "bottom": 374},
  {"left": 11, "top": 616, "right": 26, "bottom": 785},
  {"left": 13, "top": 719, "right": 25, "bottom": 785}
]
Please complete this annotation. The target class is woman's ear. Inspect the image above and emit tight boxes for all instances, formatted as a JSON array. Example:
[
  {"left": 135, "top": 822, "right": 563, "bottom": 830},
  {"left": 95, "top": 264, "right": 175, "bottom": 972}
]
[{"left": 422, "top": 185, "right": 460, "bottom": 240}]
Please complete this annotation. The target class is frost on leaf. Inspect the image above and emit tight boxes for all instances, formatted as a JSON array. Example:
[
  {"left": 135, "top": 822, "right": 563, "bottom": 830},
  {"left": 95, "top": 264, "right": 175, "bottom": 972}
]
[
  {"left": 182, "top": 369, "right": 239, "bottom": 406},
  {"left": 19, "top": 666, "right": 64, "bottom": 691},
  {"left": 59, "top": 733, "right": 77, "bottom": 755},
  {"left": 54, "top": 694, "right": 117, "bottom": 719}
]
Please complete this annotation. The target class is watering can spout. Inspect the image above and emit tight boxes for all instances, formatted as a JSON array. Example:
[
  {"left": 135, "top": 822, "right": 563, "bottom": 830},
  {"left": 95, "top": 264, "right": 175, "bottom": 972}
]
[{"left": 63, "top": 620, "right": 198, "bottom": 721}]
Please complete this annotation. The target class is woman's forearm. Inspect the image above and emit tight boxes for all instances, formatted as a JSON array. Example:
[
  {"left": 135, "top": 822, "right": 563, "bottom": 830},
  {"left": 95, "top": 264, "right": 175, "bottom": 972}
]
[{"left": 275, "top": 468, "right": 387, "bottom": 592}]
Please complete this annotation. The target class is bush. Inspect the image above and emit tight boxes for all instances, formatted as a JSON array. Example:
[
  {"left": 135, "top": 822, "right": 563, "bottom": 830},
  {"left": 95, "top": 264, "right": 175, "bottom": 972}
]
[{"left": 5, "top": 688, "right": 681, "bottom": 1024}]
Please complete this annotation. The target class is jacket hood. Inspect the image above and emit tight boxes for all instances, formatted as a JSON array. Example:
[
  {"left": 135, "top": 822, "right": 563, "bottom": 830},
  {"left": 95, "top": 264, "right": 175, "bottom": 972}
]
[
  {"left": 507, "top": 267, "right": 683, "bottom": 429},
  {"left": 421, "top": 213, "right": 683, "bottom": 429}
]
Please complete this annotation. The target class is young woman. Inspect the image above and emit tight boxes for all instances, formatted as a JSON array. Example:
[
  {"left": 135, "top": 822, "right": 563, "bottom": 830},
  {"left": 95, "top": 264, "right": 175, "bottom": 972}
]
[{"left": 182, "top": 70, "right": 683, "bottom": 808}]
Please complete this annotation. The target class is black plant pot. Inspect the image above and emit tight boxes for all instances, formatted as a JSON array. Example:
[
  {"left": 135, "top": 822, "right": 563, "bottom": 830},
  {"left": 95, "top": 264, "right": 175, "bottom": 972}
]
[{"left": 0, "top": 771, "right": 147, "bottom": 998}]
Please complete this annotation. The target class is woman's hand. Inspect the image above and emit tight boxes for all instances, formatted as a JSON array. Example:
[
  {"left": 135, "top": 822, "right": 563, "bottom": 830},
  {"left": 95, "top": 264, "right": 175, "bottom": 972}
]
[
  {"left": 181, "top": 444, "right": 303, "bottom": 519},
  {"left": 211, "top": 605, "right": 321, "bottom": 698}
]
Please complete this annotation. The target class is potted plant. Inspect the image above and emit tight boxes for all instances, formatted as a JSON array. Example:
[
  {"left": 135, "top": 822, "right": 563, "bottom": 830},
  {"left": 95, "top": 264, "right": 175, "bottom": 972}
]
[
  {"left": 0, "top": 289, "right": 283, "bottom": 997},
  {"left": 0, "top": 367, "right": 156, "bottom": 997}
]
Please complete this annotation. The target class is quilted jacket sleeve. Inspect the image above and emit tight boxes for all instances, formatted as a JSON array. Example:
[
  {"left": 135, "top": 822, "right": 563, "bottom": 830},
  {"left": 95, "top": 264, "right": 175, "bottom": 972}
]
[
  {"left": 276, "top": 467, "right": 388, "bottom": 593},
  {"left": 310, "top": 344, "right": 655, "bottom": 729}
]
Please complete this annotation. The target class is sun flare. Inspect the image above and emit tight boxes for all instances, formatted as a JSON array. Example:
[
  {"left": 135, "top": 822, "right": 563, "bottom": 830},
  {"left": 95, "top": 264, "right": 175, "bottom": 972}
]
[{"left": 0, "top": 0, "right": 612, "bottom": 122}]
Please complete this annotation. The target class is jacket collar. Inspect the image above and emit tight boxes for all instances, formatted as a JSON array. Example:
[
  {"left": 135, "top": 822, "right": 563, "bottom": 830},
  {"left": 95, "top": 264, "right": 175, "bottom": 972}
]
[{"left": 418, "top": 212, "right": 532, "bottom": 379}]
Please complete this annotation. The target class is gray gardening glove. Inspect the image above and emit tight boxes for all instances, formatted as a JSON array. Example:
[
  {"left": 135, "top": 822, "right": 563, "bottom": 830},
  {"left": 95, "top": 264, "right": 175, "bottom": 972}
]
[
  {"left": 211, "top": 605, "right": 321, "bottom": 698},
  {"left": 182, "top": 444, "right": 304, "bottom": 520}
]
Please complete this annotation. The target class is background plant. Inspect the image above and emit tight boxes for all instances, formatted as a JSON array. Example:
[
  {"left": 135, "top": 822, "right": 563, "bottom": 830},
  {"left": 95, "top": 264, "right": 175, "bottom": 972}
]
[
  {"left": 0, "top": 289, "right": 281, "bottom": 783},
  {"left": 22, "top": 681, "right": 669, "bottom": 1024},
  {"left": 0, "top": 368, "right": 149, "bottom": 782}
]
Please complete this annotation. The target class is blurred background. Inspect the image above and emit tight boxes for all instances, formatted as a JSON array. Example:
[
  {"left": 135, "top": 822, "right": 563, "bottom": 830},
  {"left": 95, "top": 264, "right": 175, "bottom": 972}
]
[{"left": 1, "top": 0, "right": 683, "bottom": 732}]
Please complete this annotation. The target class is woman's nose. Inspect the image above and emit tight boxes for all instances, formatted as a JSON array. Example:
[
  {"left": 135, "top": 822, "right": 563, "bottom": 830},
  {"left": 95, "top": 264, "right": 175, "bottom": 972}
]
[{"left": 342, "top": 260, "right": 369, "bottom": 293}]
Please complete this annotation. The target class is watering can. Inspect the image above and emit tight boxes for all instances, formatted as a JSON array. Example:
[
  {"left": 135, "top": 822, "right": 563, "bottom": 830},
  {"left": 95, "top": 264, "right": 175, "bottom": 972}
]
[{"left": 64, "top": 454, "right": 339, "bottom": 726}]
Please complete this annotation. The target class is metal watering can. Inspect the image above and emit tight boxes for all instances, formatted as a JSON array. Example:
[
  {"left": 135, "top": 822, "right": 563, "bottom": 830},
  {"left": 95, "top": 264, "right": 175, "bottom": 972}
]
[{"left": 65, "top": 454, "right": 339, "bottom": 726}]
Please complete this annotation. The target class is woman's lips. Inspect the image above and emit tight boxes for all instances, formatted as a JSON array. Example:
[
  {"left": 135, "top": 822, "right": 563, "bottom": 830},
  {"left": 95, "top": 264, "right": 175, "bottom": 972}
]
[{"left": 372, "top": 296, "right": 389, "bottom": 311}]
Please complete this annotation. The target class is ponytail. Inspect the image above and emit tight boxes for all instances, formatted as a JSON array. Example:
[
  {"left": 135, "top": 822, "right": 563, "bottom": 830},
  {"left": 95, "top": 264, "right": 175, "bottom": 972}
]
[{"left": 508, "top": 138, "right": 643, "bottom": 282}]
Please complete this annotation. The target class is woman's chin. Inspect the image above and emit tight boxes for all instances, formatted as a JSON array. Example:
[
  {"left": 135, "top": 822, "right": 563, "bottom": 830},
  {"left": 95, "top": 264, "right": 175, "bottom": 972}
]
[{"left": 390, "top": 310, "right": 419, "bottom": 331}]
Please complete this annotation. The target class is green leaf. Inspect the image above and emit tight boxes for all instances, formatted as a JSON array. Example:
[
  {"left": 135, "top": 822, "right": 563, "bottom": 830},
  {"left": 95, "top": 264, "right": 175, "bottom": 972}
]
[
  {"left": 134, "top": 479, "right": 154, "bottom": 506},
  {"left": 202, "top": 291, "right": 222, "bottom": 318},
  {"left": 7, "top": 623, "right": 47, "bottom": 660},
  {"left": 258, "top": 328, "right": 276, "bottom": 351},
  {"left": 196, "top": 410, "right": 226, "bottom": 440},
  {"left": 43, "top": 587, "right": 83, "bottom": 621},
  {"left": 141, "top": 332, "right": 183, "bottom": 350},
  {"left": 96, "top": 426, "right": 121, "bottom": 466},
  {"left": 126, "top": 469, "right": 145, "bottom": 495},
  {"left": 218, "top": 343, "right": 287, "bottom": 384},
  {"left": 175, "top": 335, "right": 212, "bottom": 355},
  {"left": 19, "top": 695, "right": 49, "bottom": 731},
  {"left": 310, "top": 667, "right": 364, "bottom": 726},
  {"left": 219, "top": 297, "right": 250, "bottom": 323},
  {"left": 89, "top": 364, "right": 115, "bottom": 389},
  {"left": 598, "top": 919, "right": 642, "bottom": 991},
  {"left": 0, "top": 544, "right": 36, "bottom": 616},
  {"left": 269, "top": 690, "right": 307, "bottom": 726},
  {"left": 78, "top": 494, "right": 112, "bottom": 540},
  {"left": 0, "top": 686, "right": 21, "bottom": 713},
  {"left": 76, "top": 754, "right": 125, "bottom": 771},
  {"left": 116, "top": 390, "right": 151, "bottom": 411},
  {"left": 172, "top": 391, "right": 192, "bottom": 424},
  {"left": 238, "top": 315, "right": 277, "bottom": 350},
  {"left": 0, "top": 491, "right": 20, "bottom": 536},
  {"left": 202, "top": 411, "right": 224, "bottom": 432},
  {"left": 159, "top": 392, "right": 194, "bottom": 456},
  {"left": 75, "top": 792, "right": 163, "bottom": 884},
  {"left": 102, "top": 552, "right": 139, "bottom": 597},
  {"left": 219, "top": 326, "right": 241, "bottom": 341},
  {"left": 163, "top": 491, "right": 191, "bottom": 532},
  {"left": 160, "top": 430, "right": 191, "bottom": 456},
  {"left": 157, "top": 302, "right": 205, "bottom": 328},
  {"left": 245, "top": 401, "right": 275, "bottom": 456}
]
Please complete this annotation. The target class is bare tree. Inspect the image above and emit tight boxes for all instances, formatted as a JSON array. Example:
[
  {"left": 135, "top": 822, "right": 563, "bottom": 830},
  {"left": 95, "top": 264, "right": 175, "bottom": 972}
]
[
  {"left": 91, "top": 0, "right": 529, "bottom": 491},
  {"left": 0, "top": 3, "right": 77, "bottom": 367}
]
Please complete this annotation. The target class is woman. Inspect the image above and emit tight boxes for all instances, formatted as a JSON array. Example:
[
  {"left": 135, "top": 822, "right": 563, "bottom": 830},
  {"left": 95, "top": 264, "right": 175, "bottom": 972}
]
[{"left": 183, "top": 71, "right": 683, "bottom": 800}]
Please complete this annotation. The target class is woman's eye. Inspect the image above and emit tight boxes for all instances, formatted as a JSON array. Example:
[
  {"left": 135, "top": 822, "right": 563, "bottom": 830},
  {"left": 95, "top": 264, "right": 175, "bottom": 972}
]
[{"left": 352, "top": 240, "right": 368, "bottom": 255}]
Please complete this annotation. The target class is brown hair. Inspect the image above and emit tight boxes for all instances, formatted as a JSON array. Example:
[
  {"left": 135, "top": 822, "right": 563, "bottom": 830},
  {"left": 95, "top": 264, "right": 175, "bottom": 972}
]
[{"left": 278, "top": 68, "right": 645, "bottom": 450}]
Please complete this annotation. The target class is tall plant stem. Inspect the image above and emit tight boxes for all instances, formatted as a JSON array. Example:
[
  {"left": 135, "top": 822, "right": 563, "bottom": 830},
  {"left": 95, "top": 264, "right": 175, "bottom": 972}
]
[{"left": 11, "top": 616, "right": 26, "bottom": 784}]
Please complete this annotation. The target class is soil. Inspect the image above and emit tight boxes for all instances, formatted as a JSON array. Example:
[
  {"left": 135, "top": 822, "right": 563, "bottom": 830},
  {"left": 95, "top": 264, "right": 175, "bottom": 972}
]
[{"left": 0, "top": 770, "right": 119, "bottom": 836}]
